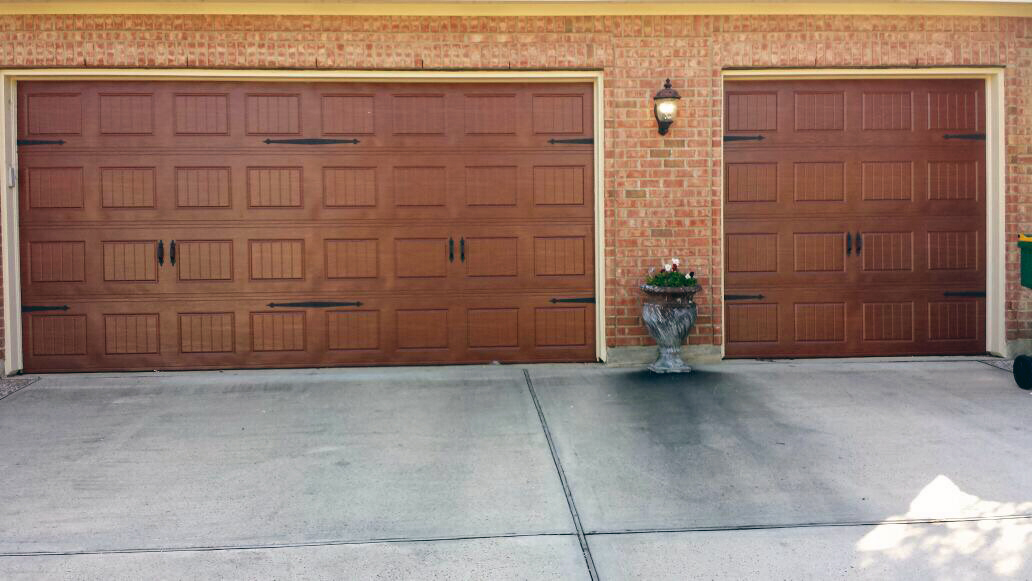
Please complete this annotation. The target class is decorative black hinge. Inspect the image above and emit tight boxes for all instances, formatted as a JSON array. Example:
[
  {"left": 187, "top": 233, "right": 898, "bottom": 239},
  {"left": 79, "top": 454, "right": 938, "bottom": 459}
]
[
  {"left": 724, "top": 294, "right": 765, "bottom": 300},
  {"left": 723, "top": 135, "right": 765, "bottom": 142},
  {"left": 263, "top": 138, "right": 360, "bottom": 145},
  {"left": 548, "top": 138, "right": 594, "bottom": 145},
  {"left": 17, "top": 139, "right": 65, "bottom": 146},
  {"left": 267, "top": 301, "right": 363, "bottom": 308},
  {"left": 22, "top": 305, "right": 70, "bottom": 313},
  {"left": 549, "top": 297, "right": 595, "bottom": 304},
  {"left": 944, "top": 133, "right": 986, "bottom": 141},
  {"left": 943, "top": 291, "right": 986, "bottom": 297}
]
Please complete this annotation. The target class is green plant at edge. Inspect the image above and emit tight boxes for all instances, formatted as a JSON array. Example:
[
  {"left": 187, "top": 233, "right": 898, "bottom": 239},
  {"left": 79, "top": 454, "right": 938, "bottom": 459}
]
[{"left": 645, "top": 270, "right": 697, "bottom": 287}]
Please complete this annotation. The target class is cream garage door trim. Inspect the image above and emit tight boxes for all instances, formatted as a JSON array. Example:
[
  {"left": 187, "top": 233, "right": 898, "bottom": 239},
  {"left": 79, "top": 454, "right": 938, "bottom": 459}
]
[
  {"left": 720, "top": 67, "right": 1006, "bottom": 357},
  {"left": 0, "top": 69, "right": 607, "bottom": 374}
]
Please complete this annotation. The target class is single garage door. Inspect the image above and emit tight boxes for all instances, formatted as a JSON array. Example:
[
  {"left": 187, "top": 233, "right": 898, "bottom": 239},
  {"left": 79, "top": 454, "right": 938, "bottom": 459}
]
[
  {"left": 724, "top": 79, "right": 986, "bottom": 358},
  {"left": 18, "top": 81, "right": 596, "bottom": 372}
]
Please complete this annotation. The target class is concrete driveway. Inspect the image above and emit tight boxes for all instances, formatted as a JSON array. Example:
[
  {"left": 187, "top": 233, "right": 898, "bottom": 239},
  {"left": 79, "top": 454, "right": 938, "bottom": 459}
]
[{"left": 0, "top": 360, "right": 1030, "bottom": 579}]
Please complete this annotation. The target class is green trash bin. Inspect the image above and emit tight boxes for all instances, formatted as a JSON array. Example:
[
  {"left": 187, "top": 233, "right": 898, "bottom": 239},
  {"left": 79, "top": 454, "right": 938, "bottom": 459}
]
[
  {"left": 1015, "top": 235, "right": 1032, "bottom": 389},
  {"left": 1021, "top": 235, "right": 1032, "bottom": 289}
]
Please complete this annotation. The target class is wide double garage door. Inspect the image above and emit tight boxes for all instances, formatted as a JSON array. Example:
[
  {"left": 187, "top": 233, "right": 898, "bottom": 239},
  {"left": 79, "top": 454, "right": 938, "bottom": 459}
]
[
  {"left": 725, "top": 79, "right": 986, "bottom": 357},
  {"left": 18, "top": 81, "right": 596, "bottom": 372}
]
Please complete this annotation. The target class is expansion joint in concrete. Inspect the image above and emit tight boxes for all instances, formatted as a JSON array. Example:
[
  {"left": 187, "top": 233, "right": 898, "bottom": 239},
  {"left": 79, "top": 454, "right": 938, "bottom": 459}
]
[{"left": 523, "top": 369, "right": 599, "bottom": 581}]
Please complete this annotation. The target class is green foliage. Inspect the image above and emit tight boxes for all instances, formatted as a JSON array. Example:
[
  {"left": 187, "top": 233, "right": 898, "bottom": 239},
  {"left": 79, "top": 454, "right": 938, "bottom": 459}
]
[{"left": 646, "top": 269, "right": 697, "bottom": 287}]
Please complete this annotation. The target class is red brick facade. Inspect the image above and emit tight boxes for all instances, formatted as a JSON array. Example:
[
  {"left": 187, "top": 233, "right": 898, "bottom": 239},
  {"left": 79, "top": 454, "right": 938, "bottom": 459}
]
[{"left": 1, "top": 13, "right": 1030, "bottom": 358}]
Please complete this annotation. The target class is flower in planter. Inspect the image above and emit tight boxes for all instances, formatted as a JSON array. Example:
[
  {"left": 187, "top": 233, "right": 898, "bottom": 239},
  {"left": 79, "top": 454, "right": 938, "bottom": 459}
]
[{"left": 645, "top": 257, "right": 697, "bottom": 287}]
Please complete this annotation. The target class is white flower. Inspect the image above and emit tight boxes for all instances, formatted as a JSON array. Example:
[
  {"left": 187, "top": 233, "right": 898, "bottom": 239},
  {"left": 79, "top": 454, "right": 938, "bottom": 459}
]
[
  {"left": 663, "top": 263, "right": 672, "bottom": 272},
  {"left": 671, "top": 258, "right": 680, "bottom": 266}
]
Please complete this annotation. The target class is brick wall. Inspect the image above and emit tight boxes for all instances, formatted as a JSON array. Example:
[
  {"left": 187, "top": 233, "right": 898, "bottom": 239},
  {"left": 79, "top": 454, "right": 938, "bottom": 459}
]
[{"left": 1, "top": 14, "right": 1030, "bottom": 357}]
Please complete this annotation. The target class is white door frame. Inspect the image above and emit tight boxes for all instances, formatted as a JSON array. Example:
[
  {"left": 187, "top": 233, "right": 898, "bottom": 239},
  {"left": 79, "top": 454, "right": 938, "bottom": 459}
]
[
  {"left": 721, "top": 67, "right": 1007, "bottom": 357},
  {"left": 0, "top": 69, "right": 608, "bottom": 374}
]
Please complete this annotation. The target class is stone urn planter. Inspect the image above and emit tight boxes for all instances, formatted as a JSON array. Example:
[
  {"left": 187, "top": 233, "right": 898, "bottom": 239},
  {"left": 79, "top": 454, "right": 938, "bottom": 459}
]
[{"left": 641, "top": 282, "right": 702, "bottom": 373}]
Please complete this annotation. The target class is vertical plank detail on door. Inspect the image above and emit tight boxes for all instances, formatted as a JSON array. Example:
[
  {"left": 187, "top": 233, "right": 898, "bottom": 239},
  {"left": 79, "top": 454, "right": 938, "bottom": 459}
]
[
  {"left": 251, "top": 312, "right": 306, "bottom": 351},
  {"left": 862, "top": 92, "right": 913, "bottom": 130},
  {"left": 534, "top": 237, "right": 585, "bottom": 276},
  {"left": 928, "top": 92, "right": 978, "bottom": 130},
  {"left": 31, "top": 315, "right": 87, "bottom": 355},
  {"left": 726, "top": 92, "right": 777, "bottom": 131},
  {"left": 793, "top": 233, "right": 845, "bottom": 272},
  {"left": 27, "top": 93, "right": 82, "bottom": 134},
  {"left": 534, "top": 166, "right": 584, "bottom": 206},
  {"left": 326, "top": 239, "right": 379, "bottom": 279},
  {"left": 466, "top": 238, "right": 518, "bottom": 277},
  {"left": 249, "top": 240, "right": 304, "bottom": 280},
  {"left": 928, "top": 161, "right": 979, "bottom": 200},
  {"left": 927, "top": 231, "right": 978, "bottom": 270},
  {"left": 324, "top": 167, "right": 377, "bottom": 207},
  {"left": 101, "top": 167, "right": 156, "bottom": 208},
  {"left": 726, "top": 163, "right": 777, "bottom": 203},
  {"left": 246, "top": 94, "right": 301, "bottom": 135},
  {"left": 104, "top": 314, "right": 160, "bottom": 354},
  {"left": 178, "top": 241, "right": 234, "bottom": 281},
  {"left": 532, "top": 95, "right": 583, "bottom": 134},
  {"left": 794, "top": 162, "right": 845, "bottom": 201},
  {"left": 928, "top": 302, "right": 978, "bottom": 340},
  {"left": 180, "top": 313, "right": 235, "bottom": 353},
  {"left": 726, "top": 234, "right": 778, "bottom": 273},
  {"left": 28, "top": 167, "right": 84, "bottom": 208},
  {"left": 794, "top": 303, "right": 846, "bottom": 342},
  {"left": 248, "top": 167, "right": 303, "bottom": 208},
  {"left": 862, "top": 232, "right": 914, "bottom": 271},
  {"left": 176, "top": 167, "right": 231, "bottom": 208},
  {"left": 862, "top": 162, "right": 913, "bottom": 201},
  {"left": 174, "top": 94, "right": 229, "bottom": 134},
  {"left": 863, "top": 303, "right": 914, "bottom": 341},
  {"left": 727, "top": 304, "right": 779, "bottom": 343},
  {"left": 103, "top": 241, "right": 158, "bottom": 281},
  {"left": 99, "top": 94, "right": 153, "bottom": 134},
  {"left": 794, "top": 92, "right": 845, "bottom": 130},
  {"left": 29, "top": 241, "right": 86, "bottom": 282}
]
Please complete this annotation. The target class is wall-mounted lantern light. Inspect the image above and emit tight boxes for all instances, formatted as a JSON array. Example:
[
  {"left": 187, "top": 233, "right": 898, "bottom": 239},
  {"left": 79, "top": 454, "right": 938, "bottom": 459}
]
[{"left": 653, "top": 78, "right": 681, "bottom": 135}]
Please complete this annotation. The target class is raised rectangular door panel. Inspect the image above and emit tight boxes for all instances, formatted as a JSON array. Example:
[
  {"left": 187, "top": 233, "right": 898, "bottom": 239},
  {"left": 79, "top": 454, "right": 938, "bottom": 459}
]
[
  {"left": 177, "top": 241, "right": 234, "bottom": 281},
  {"left": 28, "top": 167, "right": 84, "bottom": 209},
  {"left": 179, "top": 313, "right": 235, "bottom": 353},
  {"left": 176, "top": 167, "right": 232, "bottom": 208},
  {"left": 725, "top": 78, "right": 985, "bottom": 358},
  {"left": 100, "top": 94, "right": 154, "bottom": 135},
  {"left": 18, "top": 81, "right": 595, "bottom": 371},
  {"left": 30, "top": 315, "right": 88, "bottom": 356},
  {"left": 103, "top": 241, "right": 158, "bottom": 282},
  {"left": 104, "top": 314, "right": 160, "bottom": 355}
]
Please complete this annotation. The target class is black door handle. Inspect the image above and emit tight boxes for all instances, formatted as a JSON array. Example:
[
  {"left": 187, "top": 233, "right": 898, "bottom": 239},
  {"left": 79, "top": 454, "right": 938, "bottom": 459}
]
[
  {"left": 157, "top": 240, "right": 164, "bottom": 266},
  {"left": 856, "top": 232, "right": 863, "bottom": 255},
  {"left": 170, "top": 240, "right": 176, "bottom": 266},
  {"left": 846, "top": 232, "right": 852, "bottom": 256},
  {"left": 449, "top": 238, "right": 454, "bottom": 262},
  {"left": 460, "top": 238, "right": 465, "bottom": 262}
]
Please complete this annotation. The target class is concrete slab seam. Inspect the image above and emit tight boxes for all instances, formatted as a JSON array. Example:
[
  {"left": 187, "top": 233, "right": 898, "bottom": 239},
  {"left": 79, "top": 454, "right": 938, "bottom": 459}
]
[
  {"left": 523, "top": 368, "right": 599, "bottom": 581},
  {"left": 0, "top": 532, "right": 579, "bottom": 559},
  {"left": 583, "top": 513, "right": 1032, "bottom": 536}
]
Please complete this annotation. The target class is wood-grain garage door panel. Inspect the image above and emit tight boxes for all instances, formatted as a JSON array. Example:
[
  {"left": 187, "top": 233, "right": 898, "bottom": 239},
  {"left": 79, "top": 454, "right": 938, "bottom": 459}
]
[
  {"left": 19, "top": 81, "right": 595, "bottom": 371},
  {"left": 725, "top": 79, "right": 985, "bottom": 358}
]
